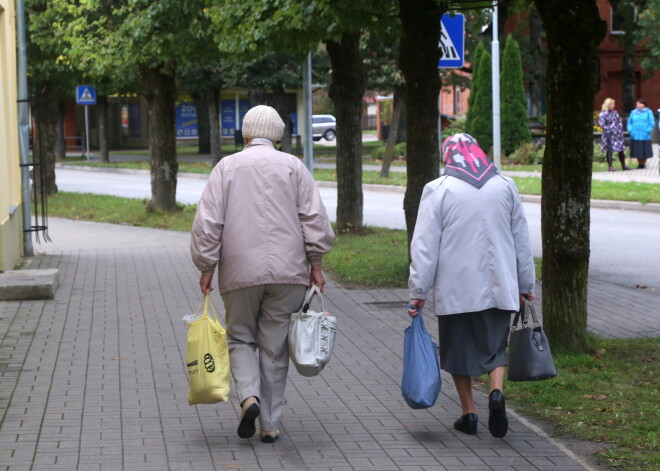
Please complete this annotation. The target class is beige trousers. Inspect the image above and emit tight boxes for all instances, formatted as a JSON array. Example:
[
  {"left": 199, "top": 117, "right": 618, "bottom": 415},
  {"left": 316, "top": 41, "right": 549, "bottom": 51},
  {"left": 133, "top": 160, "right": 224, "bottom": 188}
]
[{"left": 221, "top": 283, "right": 306, "bottom": 431}]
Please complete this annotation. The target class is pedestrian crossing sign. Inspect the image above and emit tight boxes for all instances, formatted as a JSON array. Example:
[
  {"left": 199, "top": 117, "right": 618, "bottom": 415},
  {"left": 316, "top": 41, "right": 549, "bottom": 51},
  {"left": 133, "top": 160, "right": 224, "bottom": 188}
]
[
  {"left": 438, "top": 14, "right": 465, "bottom": 68},
  {"left": 76, "top": 85, "right": 97, "bottom": 105}
]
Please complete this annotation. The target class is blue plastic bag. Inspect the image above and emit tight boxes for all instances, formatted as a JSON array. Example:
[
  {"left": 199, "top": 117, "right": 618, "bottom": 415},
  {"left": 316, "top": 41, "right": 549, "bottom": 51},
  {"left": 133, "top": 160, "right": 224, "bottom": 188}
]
[{"left": 401, "top": 310, "right": 441, "bottom": 409}]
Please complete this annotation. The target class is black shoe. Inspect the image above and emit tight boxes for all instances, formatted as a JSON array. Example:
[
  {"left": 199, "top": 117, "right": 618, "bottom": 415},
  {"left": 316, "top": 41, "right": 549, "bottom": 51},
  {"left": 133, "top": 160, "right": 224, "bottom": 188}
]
[
  {"left": 237, "top": 397, "right": 260, "bottom": 438},
  {"left": 638, "top": 164, "right": 646, "bottom": 169},
  {"left": 488, "top": 390, "right": 508, "bottom": 438},
  {"left": 453, "top": 413, "right": 478, "bottom": 435}
]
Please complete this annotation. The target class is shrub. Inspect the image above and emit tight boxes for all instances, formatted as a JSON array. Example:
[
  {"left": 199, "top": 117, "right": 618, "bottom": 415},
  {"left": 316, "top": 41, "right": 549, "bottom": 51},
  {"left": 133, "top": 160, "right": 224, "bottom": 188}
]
[
  {"left": 509, "top": 142, "right": 542, "bottom": 165},
  {"left": 370, "top": 145, "right": 386, "bottom": 160},
  {"left": 501, "top": 35, "right": 532, "bottom": 154},
  {"left": 393, "top": 142, "right": 407, "bottom": 158},
  {"left": 443, "top": 117, "right": 467, "bottom": 137},
  {"left": 471, "top": 51, "right": 493, "bottom": 151}
]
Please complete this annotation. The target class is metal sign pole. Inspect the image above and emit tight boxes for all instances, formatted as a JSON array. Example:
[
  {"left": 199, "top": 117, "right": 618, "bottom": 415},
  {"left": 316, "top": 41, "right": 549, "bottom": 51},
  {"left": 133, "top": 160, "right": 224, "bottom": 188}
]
[
  {"left": 303, "top": 52, "right": 314, "bottom": 174},
  {"left": 84, "top": 105, "right": 90, "bottom": 160},
  {"left": 492, "top": 3, "right": 502, "bottom": 169},
  {"left": 16, "top": 0, "right": 33, "bottom": 255}
]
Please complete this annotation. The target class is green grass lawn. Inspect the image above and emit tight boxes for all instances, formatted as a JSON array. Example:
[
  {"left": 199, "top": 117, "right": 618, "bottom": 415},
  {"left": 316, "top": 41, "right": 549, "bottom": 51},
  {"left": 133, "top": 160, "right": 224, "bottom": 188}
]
[
  {"left": 47, "top": 192, "right": 197, "bottom": 231},
  {"left": 64, "top": 159, "right": 660, "bottom": 204},
  {"left": 505, "top": 337, "right": 660, "bottom": 471}
]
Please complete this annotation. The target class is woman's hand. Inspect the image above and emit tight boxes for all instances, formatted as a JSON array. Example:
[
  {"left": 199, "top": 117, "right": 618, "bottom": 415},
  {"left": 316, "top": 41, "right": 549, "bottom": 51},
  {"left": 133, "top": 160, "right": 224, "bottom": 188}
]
[
  {"left": 200, "top": 274, "right": 214, "bottom": 295},
  {"left": 408, "top": 299, "right": 425, "bottom": 317},
  {"left": 310, "top": 266, "right": 325, "bottom": 292}
]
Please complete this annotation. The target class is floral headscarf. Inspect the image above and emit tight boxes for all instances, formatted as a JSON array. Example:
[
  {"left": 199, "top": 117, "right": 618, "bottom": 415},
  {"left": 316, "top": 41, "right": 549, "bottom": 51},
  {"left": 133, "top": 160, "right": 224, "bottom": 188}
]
[{"left": 442, "top": 133, "right": 498, "bottom": 189}]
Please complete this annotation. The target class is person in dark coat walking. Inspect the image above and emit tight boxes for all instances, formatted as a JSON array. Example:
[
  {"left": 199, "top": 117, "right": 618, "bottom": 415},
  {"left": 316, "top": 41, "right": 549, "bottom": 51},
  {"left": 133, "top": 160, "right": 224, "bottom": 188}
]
[{"left": 598, "top": 98, "right": 629, "bottom": 171}]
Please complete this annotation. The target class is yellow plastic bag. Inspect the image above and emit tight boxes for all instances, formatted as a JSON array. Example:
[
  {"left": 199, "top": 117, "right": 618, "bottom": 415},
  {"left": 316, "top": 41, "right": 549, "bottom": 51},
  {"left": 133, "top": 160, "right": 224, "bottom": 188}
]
[{"left": 186, "top": 294, "right": 231, "bottom": 405}]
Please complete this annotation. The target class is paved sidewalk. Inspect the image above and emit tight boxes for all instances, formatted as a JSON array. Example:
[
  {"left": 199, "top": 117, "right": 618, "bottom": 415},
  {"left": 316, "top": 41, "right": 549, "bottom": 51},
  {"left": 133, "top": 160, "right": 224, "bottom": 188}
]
[{"left": 2, "top": 219, "right": 657, "bottom": 470}]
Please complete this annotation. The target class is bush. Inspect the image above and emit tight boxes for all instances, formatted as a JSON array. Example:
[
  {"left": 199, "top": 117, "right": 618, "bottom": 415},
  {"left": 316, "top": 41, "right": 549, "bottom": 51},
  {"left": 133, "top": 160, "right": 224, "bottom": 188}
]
[
  {"left": 593, "top": 141, "right": 606, "bottom": 162},
  {"left": 443, "top": 117, "right": 467, "bottom": 137},
  {"left": 370, "top": 142, "right": 406, "bottom": 160},
  {"left": 370, "top": 145, "right": 386, "bottom": 160},
  {"left": 509, "top": 142, "right": 542, "bottom": 165},
  {"left": 501, "top": 35, "right": 532, "bottom": 154},
  {"left": 393, "top": 142, "right": 407, "bottom": 158}
]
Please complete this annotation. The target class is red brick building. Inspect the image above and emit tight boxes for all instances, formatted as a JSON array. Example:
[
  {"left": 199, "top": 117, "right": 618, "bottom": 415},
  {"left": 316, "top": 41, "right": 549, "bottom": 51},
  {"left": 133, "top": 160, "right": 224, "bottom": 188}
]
[{"left": 594, "top": 1, "right": 660, "bottom": 113}]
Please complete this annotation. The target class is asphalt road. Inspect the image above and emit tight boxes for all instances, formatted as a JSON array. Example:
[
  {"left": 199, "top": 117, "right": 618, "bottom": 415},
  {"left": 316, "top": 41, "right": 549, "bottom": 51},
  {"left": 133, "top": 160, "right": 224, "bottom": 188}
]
[{"left": 54, "top": 167, "right": 660, "bottom": 291}]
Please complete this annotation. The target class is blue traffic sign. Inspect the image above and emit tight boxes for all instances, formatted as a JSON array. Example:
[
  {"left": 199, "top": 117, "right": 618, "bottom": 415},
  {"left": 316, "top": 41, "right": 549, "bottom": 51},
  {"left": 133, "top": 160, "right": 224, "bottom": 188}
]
[
  {"left": 439, "top": 14, "right": 465, "bottom": 68},
  {"left": 76, "top": 85, "right": 96, "bottom": 105}
]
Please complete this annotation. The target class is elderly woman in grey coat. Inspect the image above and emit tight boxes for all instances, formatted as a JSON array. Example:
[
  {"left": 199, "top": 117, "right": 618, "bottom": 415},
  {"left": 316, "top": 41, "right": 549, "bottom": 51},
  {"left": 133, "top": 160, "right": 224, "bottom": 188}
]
[
  {"left": 191, "top": 105, "right": 334, "bottom": 443},
  {"left": 408, "top": 133, "right": 536, "bottom": 438}
]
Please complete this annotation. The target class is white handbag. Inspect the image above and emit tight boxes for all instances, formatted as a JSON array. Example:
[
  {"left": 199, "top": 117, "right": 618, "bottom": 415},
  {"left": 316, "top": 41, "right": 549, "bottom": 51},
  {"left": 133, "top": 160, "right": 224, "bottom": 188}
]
[{"left": 288, "top": 285, "right": 337, "bottom": 377}]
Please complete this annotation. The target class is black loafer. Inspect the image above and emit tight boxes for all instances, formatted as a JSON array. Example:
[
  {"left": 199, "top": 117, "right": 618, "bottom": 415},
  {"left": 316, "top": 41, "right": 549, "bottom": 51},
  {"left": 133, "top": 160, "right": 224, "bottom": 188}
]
[
  {"left": 488, "top": 389, "right": 508, "bottom": 438},
  {"left": 237, "top": 397, "right": 260, "bottom": 439},
  {"left": 453, "top": 413, "right": 478, "bottom": 435}
]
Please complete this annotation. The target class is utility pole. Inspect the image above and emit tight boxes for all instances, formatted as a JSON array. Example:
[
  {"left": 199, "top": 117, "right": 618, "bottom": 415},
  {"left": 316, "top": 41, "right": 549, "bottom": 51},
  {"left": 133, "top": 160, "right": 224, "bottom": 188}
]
[
  {"left": 303, "top": 52, "right": 314, "bottom": 174},
  {"left": 492, "top": 3, "right": 502, "bottom": 169},
  {"left": 16, "top": 0, "right": 33, "bottom": 255}
]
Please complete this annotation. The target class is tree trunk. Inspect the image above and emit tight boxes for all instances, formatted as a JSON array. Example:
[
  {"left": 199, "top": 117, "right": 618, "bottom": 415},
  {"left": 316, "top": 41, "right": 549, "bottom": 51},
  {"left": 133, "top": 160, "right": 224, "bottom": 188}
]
[
  {"left": 141, "top": 65, "right": 179, "bottom": 212},
  {"left": 195, "top": 95, "right": 211, "bottom": 154},
  {"left": 381, "top": 85, "right": 404, "bottom": 178},
  {"left": 97, "top": 94, "right": 110, "bottom": 163},
  {"left": 620, "top": 1, "right": 636, "bottom": 112},
  {"left": 398, "top": 0, "right": 444, "bottom": 252},
  {"left": 534, "top": 0, "right": 606, "bottom": 351},
  {"left": 268, "top": 85, "right": 292, "bottom": 154},
  {"left": 528, "top": 6, "right": 543, "bottom": 117},
  {"left": 327, "top": 32, "right": 366, "bottom": 231},
  {"left": 207, "top": 87, "right": 222, "bottom": 166},
  {"left": 31, "top": 81, "right": 59, "bottom": 196},
  {"left": 396, "top": 97, "right": 407, "bottom": 144},
  {"left": 55, "top": 101, "right": 66, "bottom": 161}
]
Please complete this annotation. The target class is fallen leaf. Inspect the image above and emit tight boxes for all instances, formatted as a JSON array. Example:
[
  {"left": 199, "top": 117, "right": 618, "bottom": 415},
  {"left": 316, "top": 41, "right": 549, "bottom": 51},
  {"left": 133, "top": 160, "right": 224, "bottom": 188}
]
[{"left": 112, "top": 357, "right": 121, "bottom": 360}]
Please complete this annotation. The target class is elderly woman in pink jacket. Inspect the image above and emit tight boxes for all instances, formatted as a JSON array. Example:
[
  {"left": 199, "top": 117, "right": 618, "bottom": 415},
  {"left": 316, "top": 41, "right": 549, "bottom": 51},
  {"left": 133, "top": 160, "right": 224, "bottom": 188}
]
[{"left": 191, "top": 105, "right": 334, "bottom": 443}]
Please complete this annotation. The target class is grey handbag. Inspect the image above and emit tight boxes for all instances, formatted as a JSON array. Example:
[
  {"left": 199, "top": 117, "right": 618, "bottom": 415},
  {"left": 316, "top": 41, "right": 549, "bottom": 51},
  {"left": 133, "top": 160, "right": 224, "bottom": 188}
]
[
  {"left": 288, "top": 285, "right": 337, "bottom": 377},
  {"left": 508, "top": 301, "right": 558, "bottom": 382}
]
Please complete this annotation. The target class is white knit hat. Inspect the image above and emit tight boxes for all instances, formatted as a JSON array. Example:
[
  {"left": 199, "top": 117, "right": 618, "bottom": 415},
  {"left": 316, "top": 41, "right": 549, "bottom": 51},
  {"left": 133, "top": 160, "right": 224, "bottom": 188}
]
[{"left": 241, "top": 105, "right": 285, "bottom": 141}]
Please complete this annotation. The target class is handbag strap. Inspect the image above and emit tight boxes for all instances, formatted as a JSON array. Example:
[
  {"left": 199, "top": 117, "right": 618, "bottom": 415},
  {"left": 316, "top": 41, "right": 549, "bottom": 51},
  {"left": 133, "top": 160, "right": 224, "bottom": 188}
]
[
  {"left": 301, "top": 284, "right": 326, "bottom": 313},
  {"left": 512, "top": 300, "right": 540, "bottom": 330}
]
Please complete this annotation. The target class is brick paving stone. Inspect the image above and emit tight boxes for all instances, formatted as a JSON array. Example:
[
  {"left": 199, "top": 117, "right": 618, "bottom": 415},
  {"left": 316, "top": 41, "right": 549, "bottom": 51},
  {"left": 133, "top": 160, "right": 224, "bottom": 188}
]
[{"left": 4, "top": 221, "right": 654, "bottom": 470}]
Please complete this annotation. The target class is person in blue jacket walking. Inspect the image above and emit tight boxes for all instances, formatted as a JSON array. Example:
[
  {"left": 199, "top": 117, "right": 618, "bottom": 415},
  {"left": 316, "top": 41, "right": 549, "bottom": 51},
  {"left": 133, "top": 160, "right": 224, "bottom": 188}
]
[{"left": 627, "top": 99, "right": 655, "bottom": 169}]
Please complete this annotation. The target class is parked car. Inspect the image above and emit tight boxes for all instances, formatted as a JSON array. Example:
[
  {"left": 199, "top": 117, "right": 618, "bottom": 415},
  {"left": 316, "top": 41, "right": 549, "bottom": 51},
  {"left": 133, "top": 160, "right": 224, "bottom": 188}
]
[{"left": 312, "top": 115, "right": 336, "bottom": 141}]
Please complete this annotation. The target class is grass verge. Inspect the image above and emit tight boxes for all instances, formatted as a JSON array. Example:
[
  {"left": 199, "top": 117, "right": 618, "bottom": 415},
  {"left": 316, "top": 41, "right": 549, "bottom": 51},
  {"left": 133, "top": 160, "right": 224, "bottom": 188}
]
[
  {"left": 323, "top": 227, "right": 409, "bottom": 287},
  {"left": 63, "top": 160, "right": 660, "bottom": 204},
  {"left": 505, "top": 337, "right": 660, "bottom": 471},
  {"left": 47, "top": 192, "right": 196, "bottom": 231}
]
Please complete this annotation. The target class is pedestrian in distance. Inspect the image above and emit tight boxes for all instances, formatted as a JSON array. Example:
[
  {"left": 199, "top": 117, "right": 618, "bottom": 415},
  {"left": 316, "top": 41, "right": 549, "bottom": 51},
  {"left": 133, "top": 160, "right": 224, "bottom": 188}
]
[
  {"left": 408, "top": 133, "right": 536, "bottom": 438},
  {"left": 598, "top": 98, "right": 630, "bottom": 171},
  {"left": 627, "top": 99, "right": 655, "bottom": 169},
  {"left": 191, "top": 105, "right": 335, "bottom": 443}
]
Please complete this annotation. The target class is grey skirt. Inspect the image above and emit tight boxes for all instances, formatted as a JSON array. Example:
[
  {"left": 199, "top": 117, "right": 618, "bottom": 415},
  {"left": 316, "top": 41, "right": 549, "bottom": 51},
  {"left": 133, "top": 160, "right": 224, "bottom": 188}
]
[
  {"left": 630, "top": 139, "right": 653, "bottom": 159},
  {"left": 437, "top": 309, "right": 513, "bottom": 376}
]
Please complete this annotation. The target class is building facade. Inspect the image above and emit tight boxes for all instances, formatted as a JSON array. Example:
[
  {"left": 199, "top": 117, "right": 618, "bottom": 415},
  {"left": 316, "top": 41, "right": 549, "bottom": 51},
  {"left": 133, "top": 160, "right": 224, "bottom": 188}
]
[{"left": 0, "top": 0, "right": 24, "bottom": 271}]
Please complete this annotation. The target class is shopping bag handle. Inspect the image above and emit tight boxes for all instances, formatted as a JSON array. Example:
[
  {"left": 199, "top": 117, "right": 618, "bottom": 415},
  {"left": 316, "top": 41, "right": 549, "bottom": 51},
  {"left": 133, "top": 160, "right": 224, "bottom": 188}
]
[
  {"left": 302, "top": 284, "right": 326, "bottom": 313},
  {"left": 193, "top": 293, "right": 225, "bottom": 327},
  {"left": 512, "top": 300, "right": 541, "bottom": 330},
  {"left": 407, "top": 303, "right": 429, "bottom": 332}
]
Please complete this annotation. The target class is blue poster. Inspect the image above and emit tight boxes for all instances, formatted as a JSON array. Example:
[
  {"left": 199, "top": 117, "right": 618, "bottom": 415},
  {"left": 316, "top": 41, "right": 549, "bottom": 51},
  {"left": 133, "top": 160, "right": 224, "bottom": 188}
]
[
  {"left": 176, "top": 103, "right": 198, "bottom": 138},
  {"left": 289, "top": 112, "right": 298, "bottom": 135},
  {"left": 221, "top": 100, "right": 236, "bottom": 137},
  {"left": 221, "top": 99, "right": 252, "bottom": 137}
]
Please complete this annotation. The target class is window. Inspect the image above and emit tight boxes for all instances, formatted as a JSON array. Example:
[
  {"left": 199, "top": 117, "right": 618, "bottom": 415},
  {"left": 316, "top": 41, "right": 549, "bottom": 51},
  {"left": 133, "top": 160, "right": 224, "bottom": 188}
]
[{"left": 610, "top": 4, "right": 638, "bottom": 35}]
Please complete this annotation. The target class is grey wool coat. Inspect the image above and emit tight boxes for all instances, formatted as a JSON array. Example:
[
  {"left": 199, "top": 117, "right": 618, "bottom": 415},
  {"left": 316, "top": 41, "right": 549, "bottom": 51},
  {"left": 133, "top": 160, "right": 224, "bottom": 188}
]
[{"left": 408, "top": 174, "right": 535, "bottom": 316}]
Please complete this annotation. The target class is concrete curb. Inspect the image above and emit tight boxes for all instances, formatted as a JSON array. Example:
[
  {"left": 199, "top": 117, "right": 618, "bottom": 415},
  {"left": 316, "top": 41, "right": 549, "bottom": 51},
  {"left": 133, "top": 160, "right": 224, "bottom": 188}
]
[{"left": 58, "top": 163, "right": 660, "bottom": 213}]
